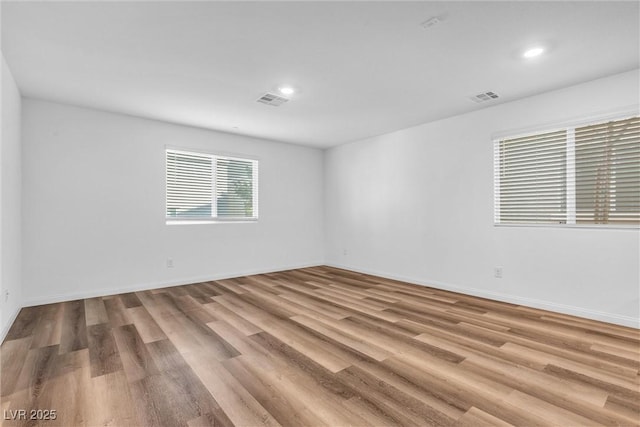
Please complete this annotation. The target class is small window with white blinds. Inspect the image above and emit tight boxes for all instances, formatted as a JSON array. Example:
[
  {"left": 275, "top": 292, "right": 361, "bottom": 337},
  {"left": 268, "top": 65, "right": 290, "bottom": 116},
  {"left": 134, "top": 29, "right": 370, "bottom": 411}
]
[
  {"left": 166, "top": 149, "right": 258, "bottom": 222},
  {"left": 494, "top": 115, "right": 639, "bottom": 227}
]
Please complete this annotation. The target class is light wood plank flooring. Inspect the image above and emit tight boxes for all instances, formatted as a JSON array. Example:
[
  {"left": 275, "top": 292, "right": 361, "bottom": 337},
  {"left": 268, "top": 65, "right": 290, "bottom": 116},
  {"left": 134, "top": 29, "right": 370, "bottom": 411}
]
[{"left": 1, "top": 266, "right": 639, "bottom": 426}]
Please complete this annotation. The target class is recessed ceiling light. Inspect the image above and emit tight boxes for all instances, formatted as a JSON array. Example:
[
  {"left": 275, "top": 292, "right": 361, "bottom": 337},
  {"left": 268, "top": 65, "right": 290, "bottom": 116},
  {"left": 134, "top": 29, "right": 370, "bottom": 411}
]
[
  {"left": 523, "top": 47, "right": 545, "bottom": 59},
  {"left": 278, "top": 86, "right": 295, "bottom": 96}
]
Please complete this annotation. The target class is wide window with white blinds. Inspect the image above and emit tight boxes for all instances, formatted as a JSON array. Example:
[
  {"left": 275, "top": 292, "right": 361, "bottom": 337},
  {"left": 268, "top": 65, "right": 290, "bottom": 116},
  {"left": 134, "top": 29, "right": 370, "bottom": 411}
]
[
  {"left": 494, "top": 115, "right": 639, "bottom": 226},
  {"left": 166, "top": 149, "right": 258, "bottom": 222}
]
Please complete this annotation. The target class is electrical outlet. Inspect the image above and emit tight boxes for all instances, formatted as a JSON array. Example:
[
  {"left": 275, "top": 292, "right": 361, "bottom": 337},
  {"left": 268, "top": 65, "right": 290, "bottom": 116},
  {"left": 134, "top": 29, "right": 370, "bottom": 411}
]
[
  {"left": 166, "top": 258, "right": 174, "bottom": 268},
  {"left": 343, "top": 249, "right": 348, "bottom": 256},
  {"left": 494, "top": 267, "right": 503, "bottom": 278},
  {"left": 4, "top": 290, "right": 9, "bottom": 302}
]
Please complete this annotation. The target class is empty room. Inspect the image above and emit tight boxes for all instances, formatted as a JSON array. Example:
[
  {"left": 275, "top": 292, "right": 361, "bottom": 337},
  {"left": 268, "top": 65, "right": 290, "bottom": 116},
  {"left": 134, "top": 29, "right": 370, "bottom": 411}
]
[{"left": 1, "top": 1, "right": 639, "bottom": 426}]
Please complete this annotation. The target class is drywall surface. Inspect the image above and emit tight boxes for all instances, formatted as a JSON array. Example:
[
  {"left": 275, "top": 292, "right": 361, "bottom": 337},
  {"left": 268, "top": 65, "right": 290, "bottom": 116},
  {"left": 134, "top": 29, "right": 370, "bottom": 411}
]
[
  {"left": 1, "top": 54, "right": 22, "bottom": 339},
  {"left": 22, "top": 99, "right": 324, "bottom": 304},
  {"left": 325, "top": 69, "right": 640, "bottom": 327}
]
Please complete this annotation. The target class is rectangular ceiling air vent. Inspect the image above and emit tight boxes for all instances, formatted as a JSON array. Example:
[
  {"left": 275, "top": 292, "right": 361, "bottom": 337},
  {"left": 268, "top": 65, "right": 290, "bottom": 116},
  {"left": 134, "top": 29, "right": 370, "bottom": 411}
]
[
  {"left": 256, "top": 93, "right": 289, "bottom": 107},
  {"left": 421, "top": 16, "right": 441, "bottom": 29},
  {"left": 469, "top": 91, "right": 499, "bottom": 103}
]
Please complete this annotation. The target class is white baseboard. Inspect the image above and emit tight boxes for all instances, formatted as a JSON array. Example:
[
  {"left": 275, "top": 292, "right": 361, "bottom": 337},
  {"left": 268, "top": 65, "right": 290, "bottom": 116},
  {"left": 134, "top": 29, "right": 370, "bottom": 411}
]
[
  {"left": 1, "top": 305, "right": 22, "bottom": 343},
  {"left": 17, "top": 261, "right": 640, "bottom": 330},
  {"left": 22, "top": 261, "right": 324, "bottom": 307},
  {"left": 326, "top": 262, "right": 640, "bottom": 329}
]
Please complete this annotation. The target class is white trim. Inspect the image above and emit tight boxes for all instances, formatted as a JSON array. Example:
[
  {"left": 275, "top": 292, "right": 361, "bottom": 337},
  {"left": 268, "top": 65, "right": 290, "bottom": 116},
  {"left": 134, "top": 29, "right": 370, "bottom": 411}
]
[
  {"left": 566, "top": 127, "right": 576, "bottom": 224},
  {"left": 493, "top": 138, "right": 501, "bottom": 224},
  {"left": 1, "top": 305, "right": 22, "bottom": 344},
  {"left": 14, "top": 263, "right": 639, "bottom": 333},
  {"left": 21, "top": 262, "right": 324, "bottom": 307},
  {"left": 212, "top": 153, "right": 218, "bottom": 218},
  {"left": 326, "top": 262, "right": 640, "bottom": 329},
  {"left": 164, "top": 145, "right": 260, "bottom": 162},
  {"left": 166, "top": 219, "right": 258, "bottom": 225},
  {"left": 494, "top": 223, "right": 639, "bottom": 230},
  {"left": 253, "top": 161, "right": 260, "bottom": 219}
]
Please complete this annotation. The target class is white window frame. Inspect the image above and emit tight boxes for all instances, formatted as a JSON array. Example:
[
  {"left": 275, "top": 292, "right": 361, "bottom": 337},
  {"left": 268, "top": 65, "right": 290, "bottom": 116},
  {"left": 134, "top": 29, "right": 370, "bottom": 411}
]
[
  {"left": 493, "top": 109, "right": 639, "bottom": 229},
  {"left": 165, "top": 147, "right": 259, "bottom": 225}
]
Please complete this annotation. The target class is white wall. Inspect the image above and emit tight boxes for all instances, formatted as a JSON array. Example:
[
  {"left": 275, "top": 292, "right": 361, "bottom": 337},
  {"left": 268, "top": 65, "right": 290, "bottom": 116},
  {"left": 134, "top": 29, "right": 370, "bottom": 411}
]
[
  {"left": 325, "top": 69, "right": 640, "bottom": 328},
  {"left": 1, "top": 54, "right": 22, "bottom": 339},
  {"left": 22, "top": 99, "right": 324, "bottom": 304}
]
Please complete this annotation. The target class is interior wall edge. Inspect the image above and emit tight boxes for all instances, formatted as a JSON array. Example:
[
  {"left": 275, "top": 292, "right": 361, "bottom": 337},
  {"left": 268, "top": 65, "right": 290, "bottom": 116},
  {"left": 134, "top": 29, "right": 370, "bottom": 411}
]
[
  {"left": 1, "top": 52, "right": 23, "bottom": 342},
  {"left": 326, "top": 262, "right": 640, "bottom": 329},
  {"left": 21, "top": 261, "right": 324, "bottom": 308},
  {"left": 0, "top": 304, "right": 21, "bottom": 344}
]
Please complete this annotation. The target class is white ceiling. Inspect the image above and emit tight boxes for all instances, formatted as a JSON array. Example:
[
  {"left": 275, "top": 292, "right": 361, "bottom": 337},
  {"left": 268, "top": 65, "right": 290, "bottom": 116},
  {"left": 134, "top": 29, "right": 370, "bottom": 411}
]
[{"left": 2, "top": 1, "right": 638, "bottom": 148}]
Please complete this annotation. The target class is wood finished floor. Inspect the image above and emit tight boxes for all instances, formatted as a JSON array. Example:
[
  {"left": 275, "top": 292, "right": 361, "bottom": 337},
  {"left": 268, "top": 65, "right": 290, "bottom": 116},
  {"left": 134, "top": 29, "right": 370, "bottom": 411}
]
[{"left": 1, "top": 266, "right": 639, "bottom": 427}]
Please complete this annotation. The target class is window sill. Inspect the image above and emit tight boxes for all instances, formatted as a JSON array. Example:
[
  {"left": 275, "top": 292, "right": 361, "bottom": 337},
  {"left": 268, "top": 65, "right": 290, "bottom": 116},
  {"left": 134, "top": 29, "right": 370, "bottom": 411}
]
[
  {"left": 166, "top": 219, "right": 258, "bottom": 225},
  {"left": 494, "top": 223, "right": 639, "bottom": 230}
]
